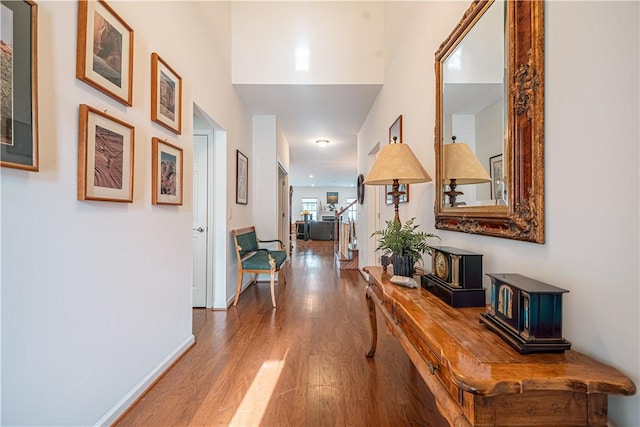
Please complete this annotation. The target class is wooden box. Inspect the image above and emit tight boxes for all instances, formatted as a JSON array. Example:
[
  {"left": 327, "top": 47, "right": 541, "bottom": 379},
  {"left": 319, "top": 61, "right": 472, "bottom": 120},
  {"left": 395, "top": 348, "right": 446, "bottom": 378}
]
[{"left": 480, "top": 273, "right": 571, "bottom": 354}]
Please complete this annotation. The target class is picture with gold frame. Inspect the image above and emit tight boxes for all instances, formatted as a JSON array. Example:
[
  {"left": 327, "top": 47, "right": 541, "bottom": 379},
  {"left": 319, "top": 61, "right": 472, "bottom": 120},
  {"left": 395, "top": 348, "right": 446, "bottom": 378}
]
[
  {"left": 152, "top": 138, "right": 183, "bottom": 205},
  {"left": 151, "top": 53, "right": 182, "bottom": 134},
  {"left": 76, "top": 0, "right": 134, "bottom": 106},
  {"left": 1, "top": 0, "right": 39, "bottom": 171},
  {"left": 385, "top": 183, "right": 409, "bottom": 205},
  {"left": 389, "top": 114, "right": 402, "bottom": 144},
  {"left": 78, "top": 104, "right": 134, "bottom": 202}
]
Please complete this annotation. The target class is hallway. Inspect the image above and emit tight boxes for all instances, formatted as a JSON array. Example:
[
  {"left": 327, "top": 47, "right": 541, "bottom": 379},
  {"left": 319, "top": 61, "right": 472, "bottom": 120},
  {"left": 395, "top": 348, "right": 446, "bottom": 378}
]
[{"left": 116, "top": 241, "right": 447, "bottom": 426}]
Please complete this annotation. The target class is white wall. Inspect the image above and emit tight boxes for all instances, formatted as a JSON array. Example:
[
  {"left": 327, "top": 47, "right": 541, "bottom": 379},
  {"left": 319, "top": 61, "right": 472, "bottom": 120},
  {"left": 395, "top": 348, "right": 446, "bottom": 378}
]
[
  {"left": 252, "top": 115, "right": 278, "bottom": 236},
  {"left": 358, "top": 1, "right": 639, "bottom": 425},
  {"left": 231, "top": 1, "right": 384, "bottom": 84},
  {"left": 1, "top": 1, "right": 252, "bottom": 425}
]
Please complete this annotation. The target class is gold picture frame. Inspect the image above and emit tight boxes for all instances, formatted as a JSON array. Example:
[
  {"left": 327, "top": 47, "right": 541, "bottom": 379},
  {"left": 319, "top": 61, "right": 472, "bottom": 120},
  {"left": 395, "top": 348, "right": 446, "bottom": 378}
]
[
  {"left": 1, "top": 0, "right": 39, "bottom": 171},
  {"left": 76, "top": 0, "right": 134, "bottom": 106},
  {"left": 78, "top": 104, "right": 135, "bottom": 202},
  {"left": 151, "top": 53, "right": 182, "bottom": 134},
  {"left": 152, "top": 138, "right": 183, "bottom": 206},
  {"left": 385, "top": 183, "right": 409, "bottom": 205},
  {"left": 389, "top": 114, "right": 402, "bottom": 144}
]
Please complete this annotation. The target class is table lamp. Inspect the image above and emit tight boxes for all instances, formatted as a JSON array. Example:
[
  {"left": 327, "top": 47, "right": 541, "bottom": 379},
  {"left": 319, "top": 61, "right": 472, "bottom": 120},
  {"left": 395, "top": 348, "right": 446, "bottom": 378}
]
[{"left": 364, "top": 137, "right": 432, "bottom": 223}]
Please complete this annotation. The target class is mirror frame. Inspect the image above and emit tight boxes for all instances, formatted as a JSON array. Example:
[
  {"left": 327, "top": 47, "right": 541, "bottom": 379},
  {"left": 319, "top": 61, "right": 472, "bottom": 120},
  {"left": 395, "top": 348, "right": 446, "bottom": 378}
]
[{"left": 434, "top": 0, "right": 545, "bottom": 243}]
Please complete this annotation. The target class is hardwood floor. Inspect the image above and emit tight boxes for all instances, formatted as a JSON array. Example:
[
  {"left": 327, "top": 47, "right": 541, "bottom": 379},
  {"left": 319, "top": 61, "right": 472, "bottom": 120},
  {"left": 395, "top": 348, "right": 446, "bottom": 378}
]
[{"left": 116, "top": 240, "right": 447, "bottom": 426}]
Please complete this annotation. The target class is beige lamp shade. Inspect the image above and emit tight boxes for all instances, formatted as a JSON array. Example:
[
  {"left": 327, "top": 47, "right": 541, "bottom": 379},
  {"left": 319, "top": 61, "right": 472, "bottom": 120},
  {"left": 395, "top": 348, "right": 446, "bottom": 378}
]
[
  {"left": 443, "top": 142, "right": 491, "bottom": 184},
  {"left": 364, "top": 142, "right": 432, "bottom": 185}
]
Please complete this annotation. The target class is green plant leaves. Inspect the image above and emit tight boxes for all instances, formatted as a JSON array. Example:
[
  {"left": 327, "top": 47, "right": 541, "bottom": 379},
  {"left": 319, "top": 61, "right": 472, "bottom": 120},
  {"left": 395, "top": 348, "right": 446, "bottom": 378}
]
[{"left": 370, "top": 217, "right": 440, "bottom": 261}]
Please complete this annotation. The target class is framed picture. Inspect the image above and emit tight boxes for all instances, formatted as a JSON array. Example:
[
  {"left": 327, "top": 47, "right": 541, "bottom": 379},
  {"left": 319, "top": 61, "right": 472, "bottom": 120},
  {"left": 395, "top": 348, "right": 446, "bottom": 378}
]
[
  {"left": 1, "top": 0, "right": 38, "bottom": 171},
  {"left": 236, "top": 150, "right": 248, "bottom": 205},
  {"left": 490, "top": 154, "right": 505, "bottom": 201},
  {"left": 326, "top": 191, "right": 338, "bottom": 204},
  {"left": 385, "top": 184, "right": 409, "bottom": 205},
  {"left": 151, "top": 53, "right": 182, "bottom": 134},
  {"left": 152, "top": 138, "right": 183, "bottom": 205},
  {"left": 78, "top": 104, "right": 134, "bottom": 202},
  {"left": 389, "top": 115, "right": 402, "bottom": 144},
  {"left": 76, "top": 0, "right": 133, "bottom": 106}
]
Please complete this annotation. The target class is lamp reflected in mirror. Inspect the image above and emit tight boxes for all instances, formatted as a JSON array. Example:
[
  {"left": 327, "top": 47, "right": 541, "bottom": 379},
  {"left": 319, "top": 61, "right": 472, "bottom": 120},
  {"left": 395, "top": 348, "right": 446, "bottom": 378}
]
[{"left": 443, "top": 136, "right": 490, "bottom": 207}]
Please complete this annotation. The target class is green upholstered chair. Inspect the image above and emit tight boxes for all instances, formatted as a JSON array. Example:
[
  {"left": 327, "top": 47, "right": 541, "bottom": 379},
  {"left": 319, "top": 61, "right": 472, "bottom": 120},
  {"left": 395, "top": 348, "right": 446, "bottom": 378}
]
[{"left": 232, "top": 226, "right": 288, "bottom": 307}]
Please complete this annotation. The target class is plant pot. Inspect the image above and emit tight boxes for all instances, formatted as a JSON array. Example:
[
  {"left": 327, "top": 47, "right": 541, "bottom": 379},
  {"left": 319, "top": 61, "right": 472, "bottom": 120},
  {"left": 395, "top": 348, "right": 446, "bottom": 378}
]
[{"left": 392, "top": 255, "right": 414, "bottom": 277}]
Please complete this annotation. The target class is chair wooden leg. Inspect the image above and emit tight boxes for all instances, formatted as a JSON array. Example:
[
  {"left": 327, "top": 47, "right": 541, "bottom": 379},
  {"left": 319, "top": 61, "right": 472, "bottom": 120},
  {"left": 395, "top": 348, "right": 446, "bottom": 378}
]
[
  {"left": 280, "top": 263, "right": 286, "bottom": 286},
  {"left": 270, "top": 272, "right": 276, "bottom": 308},
  {"left": 233, "top": 271, "right": 243, "bottom": 306}
]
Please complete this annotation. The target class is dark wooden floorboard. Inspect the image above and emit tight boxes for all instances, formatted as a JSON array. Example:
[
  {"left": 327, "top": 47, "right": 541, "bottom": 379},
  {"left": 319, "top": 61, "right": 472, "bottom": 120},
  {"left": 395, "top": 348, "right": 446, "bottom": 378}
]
[{"left": 116, "top": 240, "right": 447, "bottom": 426}]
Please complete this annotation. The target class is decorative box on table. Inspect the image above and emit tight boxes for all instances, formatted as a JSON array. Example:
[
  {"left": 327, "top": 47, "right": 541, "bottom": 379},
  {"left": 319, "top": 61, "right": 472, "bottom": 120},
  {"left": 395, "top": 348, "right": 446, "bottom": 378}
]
[
  {"left": 420, "top": 246, "right": 486, "bottom": 308},
  {"left": 480, "top": 273, "right": 572, "bottom": 354}
]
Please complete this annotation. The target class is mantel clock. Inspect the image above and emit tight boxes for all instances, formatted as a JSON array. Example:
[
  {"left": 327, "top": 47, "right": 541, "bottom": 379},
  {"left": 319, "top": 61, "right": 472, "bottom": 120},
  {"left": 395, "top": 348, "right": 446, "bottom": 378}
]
[
  {"left": 421, "top": 246, "right": 486, "bottom": 307},
  {"left": 480, "top": 273, "right": 571, "bottom": 354}
]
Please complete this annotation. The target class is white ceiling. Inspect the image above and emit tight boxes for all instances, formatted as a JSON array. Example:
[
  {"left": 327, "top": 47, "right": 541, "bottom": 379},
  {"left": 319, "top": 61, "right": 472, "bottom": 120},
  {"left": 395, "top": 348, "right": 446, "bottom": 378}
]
[{"left": 234, "top": 84, "right": 382, "bottom": 188}]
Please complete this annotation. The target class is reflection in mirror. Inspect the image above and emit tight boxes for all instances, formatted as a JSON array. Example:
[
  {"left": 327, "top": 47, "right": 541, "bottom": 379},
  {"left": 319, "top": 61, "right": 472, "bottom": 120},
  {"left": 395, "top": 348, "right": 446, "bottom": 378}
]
[
  {"left": 442, "top": 0, "right": 505, "bottom": 207},
  {"left": 443, "top": 136, "right": 491, "bottom": 207},
  {"left": 434, "top": 0, "right": 545, "bottom": 243}
]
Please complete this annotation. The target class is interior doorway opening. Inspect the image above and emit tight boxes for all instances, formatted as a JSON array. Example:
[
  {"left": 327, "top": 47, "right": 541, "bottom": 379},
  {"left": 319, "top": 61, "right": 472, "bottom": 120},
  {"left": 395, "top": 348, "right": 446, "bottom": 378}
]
[{"left": 193, "top": 103, "right": 228, "bottom": 309}]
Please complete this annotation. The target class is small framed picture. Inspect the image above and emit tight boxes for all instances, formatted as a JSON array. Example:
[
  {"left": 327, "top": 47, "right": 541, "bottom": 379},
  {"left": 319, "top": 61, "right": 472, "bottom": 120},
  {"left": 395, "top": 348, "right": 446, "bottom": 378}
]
[
  {"left": 152, "top": 138, "right": 183, "bottom": 205},
  {"left": 76, "top": 0, "right": 134, "bottom": 106},
  {"left": 1, "top": 0, "right": 39, "bottom": 171},
  {"left": 490, "top": 154, "right": 505, "bottom": 201},
  {"left": 385, "top": 183, "right": 409, "bottom": 205},
  {"left": 389, "top": 115, "right": 402, "bottom": 144},
  {"left": 78, "top": 104, "right": 134, "bottom": 202},
  {"left": 151, "top": 53, "right": 182, "bottom": 134},
  {"left": 236, "top": 150, "right": 248, "bottom": 205},
  {"left": 326, "top": 191, "right": 338, "bottom": 204}
]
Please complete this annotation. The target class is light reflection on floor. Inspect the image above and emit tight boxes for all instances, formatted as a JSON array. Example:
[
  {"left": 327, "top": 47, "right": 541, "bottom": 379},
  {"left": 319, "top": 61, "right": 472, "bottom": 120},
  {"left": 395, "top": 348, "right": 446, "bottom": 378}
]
[{"left": 228, "top": 352, "right": 288, "bottom": 426}]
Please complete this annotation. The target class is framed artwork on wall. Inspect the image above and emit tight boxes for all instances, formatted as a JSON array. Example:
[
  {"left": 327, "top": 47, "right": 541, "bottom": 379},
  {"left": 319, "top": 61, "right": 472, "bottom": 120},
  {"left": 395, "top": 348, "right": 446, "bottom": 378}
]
[
  {"left": 1, "top": 0, "right": 39, "bottom": 171},
  {"left": 151, "top": 53, "right": 182, "bottom": 134},
  {"left": 236, "top": 150, "right": 248, "bottom": 205},
  {"left": 326, "top": 192, "right": 338, "bottom": 204},
  {"left": 385, "top": 183, "right": 409, "bottom": 205},
  {"left": 389, "top": 114, "right": 402, "bottom": 143},
  {"left": 78, "top": 104, "right": 134, "bottom": 202},
  {"left": 152, "top": 138, "right": 183, "bottom": 206},
  {"left": 76, "top": 0, "right": 134, "bottom": 106},
  {"left": 490, "top": 154, "right": 505, "bottom": 201}
]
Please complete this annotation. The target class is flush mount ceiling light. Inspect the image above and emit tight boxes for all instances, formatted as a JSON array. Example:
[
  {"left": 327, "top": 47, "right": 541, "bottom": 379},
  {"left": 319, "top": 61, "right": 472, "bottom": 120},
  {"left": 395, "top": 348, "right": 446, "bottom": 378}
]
[{"left": 315, "top": 139, "right": 330, "bottom": 147}]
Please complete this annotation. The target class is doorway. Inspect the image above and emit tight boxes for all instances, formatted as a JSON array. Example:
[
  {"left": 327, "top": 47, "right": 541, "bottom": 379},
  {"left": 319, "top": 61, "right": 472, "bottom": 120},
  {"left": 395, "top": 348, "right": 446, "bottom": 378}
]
[
  {"left": 278, "top": 163, "right": 289, "bottom": 249},
  {"left": 193, "top": 104, "right": 228, "bottom": 309}
]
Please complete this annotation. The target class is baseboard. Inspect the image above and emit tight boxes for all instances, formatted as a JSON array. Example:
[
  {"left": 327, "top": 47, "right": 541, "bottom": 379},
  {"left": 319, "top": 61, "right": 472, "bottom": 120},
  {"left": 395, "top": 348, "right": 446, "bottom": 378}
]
[{"left": 95, "top": 334, "right": 195, "bottom": 426}]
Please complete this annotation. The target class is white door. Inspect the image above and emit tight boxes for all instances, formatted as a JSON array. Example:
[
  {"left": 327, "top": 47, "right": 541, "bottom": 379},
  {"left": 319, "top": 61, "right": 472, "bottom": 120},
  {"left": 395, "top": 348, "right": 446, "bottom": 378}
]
[
  {"left": 192, "top": 134, "right": 209, "bottom": 307},
  {"left": 278, "top": 165, "right": 288, "bottom": 245}
]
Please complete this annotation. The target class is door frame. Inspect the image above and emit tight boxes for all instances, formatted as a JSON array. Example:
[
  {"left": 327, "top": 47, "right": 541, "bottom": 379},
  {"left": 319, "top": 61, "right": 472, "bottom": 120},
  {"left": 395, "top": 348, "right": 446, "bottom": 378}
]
[
  {"left": 193, "top": 103, "right": 227, "bottom": 309},
  {"left": 277, "top": 162, "right": 289, "bottom": 250}
]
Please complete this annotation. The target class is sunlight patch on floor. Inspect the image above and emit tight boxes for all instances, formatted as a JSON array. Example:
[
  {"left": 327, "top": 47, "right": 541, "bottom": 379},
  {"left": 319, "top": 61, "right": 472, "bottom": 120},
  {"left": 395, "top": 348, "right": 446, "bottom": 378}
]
[{"left": 228, "top": 352, "right": 288, "bottom": 426}]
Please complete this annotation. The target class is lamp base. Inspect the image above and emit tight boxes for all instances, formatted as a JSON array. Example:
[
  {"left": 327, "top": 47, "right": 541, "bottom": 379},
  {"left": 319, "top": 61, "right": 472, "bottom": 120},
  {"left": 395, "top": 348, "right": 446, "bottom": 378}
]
[{"left": 444, "top": 179, "right": 462, "bottom": 207}]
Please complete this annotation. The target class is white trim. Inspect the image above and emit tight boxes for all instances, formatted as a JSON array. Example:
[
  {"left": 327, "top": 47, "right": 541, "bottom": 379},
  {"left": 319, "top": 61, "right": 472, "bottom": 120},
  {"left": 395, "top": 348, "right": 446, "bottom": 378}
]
[
  {"left": 94, "top": 334, "right": 195, "bottom": 426},
  {"left": 212, "top": 129, "right": 228, "bottom": 309}
]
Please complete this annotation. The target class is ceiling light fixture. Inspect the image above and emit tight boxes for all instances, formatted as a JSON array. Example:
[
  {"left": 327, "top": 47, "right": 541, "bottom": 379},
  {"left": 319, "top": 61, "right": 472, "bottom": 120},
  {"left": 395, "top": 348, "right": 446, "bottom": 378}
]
[{"left": 315, "top": 139, "right": 330, "bottom": 147}]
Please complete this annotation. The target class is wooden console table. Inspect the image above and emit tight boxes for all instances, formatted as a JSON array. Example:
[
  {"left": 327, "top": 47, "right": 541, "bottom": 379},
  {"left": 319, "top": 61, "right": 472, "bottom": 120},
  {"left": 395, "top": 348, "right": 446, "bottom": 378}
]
[{"left": 364, "top": 266, "right": 636, "bottom": 426}]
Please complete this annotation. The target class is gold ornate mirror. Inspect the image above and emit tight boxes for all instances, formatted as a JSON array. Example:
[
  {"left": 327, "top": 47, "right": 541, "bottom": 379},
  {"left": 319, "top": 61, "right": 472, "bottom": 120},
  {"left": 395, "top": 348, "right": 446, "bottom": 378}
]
[{"left": 434, "top": 0, "right": 545, "bottom": 243}]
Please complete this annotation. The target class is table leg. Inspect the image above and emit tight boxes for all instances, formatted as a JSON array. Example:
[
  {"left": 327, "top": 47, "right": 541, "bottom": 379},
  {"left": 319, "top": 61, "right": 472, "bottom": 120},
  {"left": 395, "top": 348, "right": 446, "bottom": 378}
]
[{"left": 365, "top": 286, "right": 378, "bottom": 357}]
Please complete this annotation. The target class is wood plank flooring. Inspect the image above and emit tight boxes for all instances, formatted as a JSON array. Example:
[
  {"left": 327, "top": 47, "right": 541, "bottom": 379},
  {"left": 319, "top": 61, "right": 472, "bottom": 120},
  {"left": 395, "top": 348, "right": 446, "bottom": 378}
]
[{"left": 116, "top": 240, "right": 448, "bottom": 426}]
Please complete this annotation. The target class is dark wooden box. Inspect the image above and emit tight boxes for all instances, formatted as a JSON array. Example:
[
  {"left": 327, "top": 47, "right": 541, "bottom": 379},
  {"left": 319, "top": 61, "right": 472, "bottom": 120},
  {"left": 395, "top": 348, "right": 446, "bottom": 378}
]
[{"left": 480, "top": 273, "right": 571, "bottom": 354}]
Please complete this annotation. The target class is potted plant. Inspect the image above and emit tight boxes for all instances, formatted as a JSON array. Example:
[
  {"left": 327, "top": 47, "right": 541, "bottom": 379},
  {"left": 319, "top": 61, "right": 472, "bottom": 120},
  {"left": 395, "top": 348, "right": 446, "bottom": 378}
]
[{"left": 371, "top": 217, "right": 439, "bottom": 277}]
